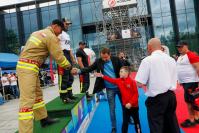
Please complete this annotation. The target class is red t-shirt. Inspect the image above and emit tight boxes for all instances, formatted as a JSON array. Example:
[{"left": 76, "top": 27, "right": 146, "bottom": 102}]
[{"left": 103, "top": 76, "right": 138, "bottom": 107}]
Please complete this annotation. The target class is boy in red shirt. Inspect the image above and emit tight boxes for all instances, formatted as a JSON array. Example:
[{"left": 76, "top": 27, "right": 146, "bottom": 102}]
[{"left": 95, "top": 66, "right": 141, "bottom": 133}]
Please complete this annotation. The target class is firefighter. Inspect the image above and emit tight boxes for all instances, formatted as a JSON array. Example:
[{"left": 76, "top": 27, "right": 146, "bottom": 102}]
[
  {"left": 17, "top": 19, "right": 72, "bottom": 133},
  {"left": 58, "top": 18, "right": 77, "bottom": 103}
]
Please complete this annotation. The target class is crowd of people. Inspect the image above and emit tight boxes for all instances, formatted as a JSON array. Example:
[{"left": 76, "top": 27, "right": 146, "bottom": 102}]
[
  {"left": 0, "top": 72, "right": 19, "bottom": 99},
  {"left": 1, "top": 17, "right": 198, "bottom": 133}
]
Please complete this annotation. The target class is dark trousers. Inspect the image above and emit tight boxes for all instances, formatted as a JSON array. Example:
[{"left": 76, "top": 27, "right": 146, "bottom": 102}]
[
  {"left": 59, "top": 50, "right": 74, "bottom": 98},
  {"left": 122, "top": 107, "right": 141, "bottom": 133},
  {"left": 79, "top": 73, "right": 90, "bottom": 93},
  {"left": 145, "top": 90, "right": 180, "bottom": 133}
]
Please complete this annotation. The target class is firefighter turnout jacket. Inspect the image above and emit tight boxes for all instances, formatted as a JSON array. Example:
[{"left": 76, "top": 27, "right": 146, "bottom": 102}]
[{"left": 17, "top": 26, "right": 71, "bottom": 133}]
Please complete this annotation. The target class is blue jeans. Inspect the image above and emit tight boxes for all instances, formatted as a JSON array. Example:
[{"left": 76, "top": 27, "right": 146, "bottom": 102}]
[
  {"left": 106, "top": 88, "right": 122, "bottom": 129},
  {"left": 11, "top": 85, "right": 19, "bottom": 98}
]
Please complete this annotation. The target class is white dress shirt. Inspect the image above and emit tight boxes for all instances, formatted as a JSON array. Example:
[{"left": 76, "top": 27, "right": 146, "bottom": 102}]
[
  {"left": 58, "top": 31, "right": 71, "bottom": 50},
  {"left": 135, "top": 50, "right": 177, "bottom": 97}
]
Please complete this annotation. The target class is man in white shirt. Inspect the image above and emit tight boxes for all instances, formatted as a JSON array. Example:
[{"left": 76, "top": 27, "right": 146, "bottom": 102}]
[
  {"left": 176, "top": 41, "right": 199, "bottom": 127},
  {"left": 58, "top": 18, "right": 77, "bottom": 103},
  {"left": 135, "top": 38, "right": 180, "bottom": 133},
  {"left": 1, "top": 72, "right": 12, "bottom": 96},
  {"left": 10, "top": 73, "right": 19, "bottom": 98}
]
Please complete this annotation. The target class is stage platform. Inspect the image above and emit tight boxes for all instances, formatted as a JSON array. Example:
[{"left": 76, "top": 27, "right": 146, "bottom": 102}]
[{"left": 16, "top": 93, "right": 97, "bottom": 133}]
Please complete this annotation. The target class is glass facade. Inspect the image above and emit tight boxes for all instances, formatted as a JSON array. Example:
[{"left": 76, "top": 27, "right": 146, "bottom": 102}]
[
  {"left": 149, "top": 0, "right": 176, "bottom": 55},
  {"left": 175, "top": 0, "right": 199, "bottom": 52},
  {"left": 0, "top": 0, "right": 198, "bottom": 56},
  {"left": 149, "top": 0, "right": 199, "bottom": 55}
]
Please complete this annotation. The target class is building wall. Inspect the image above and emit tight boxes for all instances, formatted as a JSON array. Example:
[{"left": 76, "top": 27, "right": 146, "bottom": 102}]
[
  {"left": 149, "top": 0, "right": 199, "bottom": 55},
  {"left": 0, "top": 0, "right": 198, "bottom": 56}
]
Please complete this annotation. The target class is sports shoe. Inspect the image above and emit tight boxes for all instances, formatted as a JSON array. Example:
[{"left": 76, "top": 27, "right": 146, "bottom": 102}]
[{"left": 181, "top": 119, "right": 196, "bottom": 127}]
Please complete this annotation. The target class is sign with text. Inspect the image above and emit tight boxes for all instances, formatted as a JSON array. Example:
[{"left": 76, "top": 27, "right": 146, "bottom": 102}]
[{"left": 102, "top": 0, "right": 137, "bottom": 9}]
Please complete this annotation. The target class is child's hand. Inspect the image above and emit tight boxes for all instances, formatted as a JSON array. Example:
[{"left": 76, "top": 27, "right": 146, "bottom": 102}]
[
  {"left": 125, "top": 103, "right": 131, "bottom": 109},
  {"left": 94, "top": 72, "right": 104, "bottom": 78}
]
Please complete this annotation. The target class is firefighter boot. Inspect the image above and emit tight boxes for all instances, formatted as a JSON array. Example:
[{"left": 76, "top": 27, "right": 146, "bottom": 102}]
[
  {"left": 60, "top": 93, "right": 74, "bottom": 104},
  {"left": 68, "top": 90, "right": 77, "bottom": 100},
  {"left": 40, "top": 117, "right": 59, "bottom": 127}
]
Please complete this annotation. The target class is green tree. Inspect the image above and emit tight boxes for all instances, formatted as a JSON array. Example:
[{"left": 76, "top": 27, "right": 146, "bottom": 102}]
[{"left": 5, "top": 29, "right": 20, "bottom": 54}]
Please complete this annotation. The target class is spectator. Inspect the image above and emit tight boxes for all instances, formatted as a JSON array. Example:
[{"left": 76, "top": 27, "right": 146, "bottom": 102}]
[
  {"left": 95, "top": 66, "right": 142, "bottom": 133},
  {"left": 161, "top": 44, "right": 170, "bottom": 56},
  {"left": 176, "top": 41, "right": 199, "bottom": 127},
  {"left": 76, "top": 42, "right": 91, "bottom": 99},
  {"left": 10, "top": 73, "right": 19, "bottom": 98},
  {"left": 1, "top": 72, "right": 12, "bottom": 97},
  {"left": 118, "top": 52, "right": 130, "bottom": 66},
  {"left": 78, "top": 48, "right": 123, "bottom": 133},
  {"left": 135, "top": 38, "right": 180, "bottom": 133}
]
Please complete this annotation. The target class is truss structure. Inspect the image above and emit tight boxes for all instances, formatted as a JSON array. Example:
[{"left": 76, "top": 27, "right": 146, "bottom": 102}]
[{"left": 91, "top": 0, "right": 151, "bottom": 68}]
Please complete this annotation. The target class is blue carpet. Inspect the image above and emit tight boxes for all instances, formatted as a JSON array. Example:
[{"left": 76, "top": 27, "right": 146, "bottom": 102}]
[
  {"left": 87, "top": 88, "right": 184, "bottom": 133},
  {"left": 87, "top": 89, "right": 148, "bottom": 133}
]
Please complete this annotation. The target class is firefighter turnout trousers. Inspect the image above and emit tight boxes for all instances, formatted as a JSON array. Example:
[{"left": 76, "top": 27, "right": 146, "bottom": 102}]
[
  {"left": 17, "top": 64, "right": 47, "bottom": 133},
  {"left": 58, "top": 50, "right": 74, "bottom": 99}
]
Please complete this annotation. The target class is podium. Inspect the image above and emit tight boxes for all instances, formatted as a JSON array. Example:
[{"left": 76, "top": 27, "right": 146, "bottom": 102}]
[{"left": 33, "top": 93, "right": 96, "bottom": 133}]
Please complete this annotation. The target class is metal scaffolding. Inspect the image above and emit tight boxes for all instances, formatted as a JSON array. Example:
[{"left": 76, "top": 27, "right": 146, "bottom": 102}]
[{"left": 92, "top": 0, "right": 151, "bottom": 68}]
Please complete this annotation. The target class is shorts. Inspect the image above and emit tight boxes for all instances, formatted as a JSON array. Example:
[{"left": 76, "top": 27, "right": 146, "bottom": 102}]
[{"left": 182, "top": 82, "right": 199, "bottom": 103}]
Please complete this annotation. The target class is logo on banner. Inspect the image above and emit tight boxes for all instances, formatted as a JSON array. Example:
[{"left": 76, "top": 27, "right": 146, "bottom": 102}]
[{"left": 108, "top": 0, "right": 116, "bottom": 8}]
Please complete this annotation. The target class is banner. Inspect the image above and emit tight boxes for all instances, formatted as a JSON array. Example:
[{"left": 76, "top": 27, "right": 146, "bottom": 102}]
[
  {"left": 102, "top": 0, "right": 137, "bottom": 9},
  {"left": 71, "top": 96, "right": 88, "bottom": 132}
]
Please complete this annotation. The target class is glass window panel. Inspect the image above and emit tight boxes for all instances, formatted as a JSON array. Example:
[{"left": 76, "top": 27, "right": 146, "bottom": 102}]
[
  {"left": 176, "top": 9, "right": 186, "bottom": 14},
  {"left": 160, "top": 0, "right": 170, "bottom": 12},
  {"left": 175, "top": 0, "right": 185, "bottom": 10},
  {"left": 150, "top": 0, "right": 161, "bottom": 13},
  {"left": 81, "top": 3, "right": 93, "bottom": 23},
  {"left": 153, "top": 17, "right": 164, "bottom": 38},
  {"left": 187, "top": 13, "right": 196, "bottom": 33},
  {"left": 185, "top": 0, "right": 194, "bottom": 9},
  {"left": 41, "top": 9, "right": 50, "bottom": 28},
  {"left": 61, "top": 5, "right": 70, "bottom": 19},
  {"left": 177, "top": 14, "right": 188, "bottom": 33},
  {"left": 72, "top": 28, "right": 82, "bottom": 49},
  {"left": 23, "top": 13, "right": 31, "bottom": 34},
  {"left": 162, "top": 16, "right": 173, "bottom": 39},
  {"left": 49, "top": 8, "right": 58, "bottom": 22},
  {"left": 70, "top": 5, "right": 80, "bottom": 26},
  {"left": 92, "top": 2, "right": 103, "bottom": 21}
]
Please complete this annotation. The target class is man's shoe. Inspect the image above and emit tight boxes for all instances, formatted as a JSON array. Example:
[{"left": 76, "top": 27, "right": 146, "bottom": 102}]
[
  {"left": 40, "top": 117, "right": 59, "bottom": 127},
  {"left": 111, "top": 128, "right": 116, "bottom": 133},
  {"left": 181, "top": 119, "right": 196, "bottom": 127}
]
